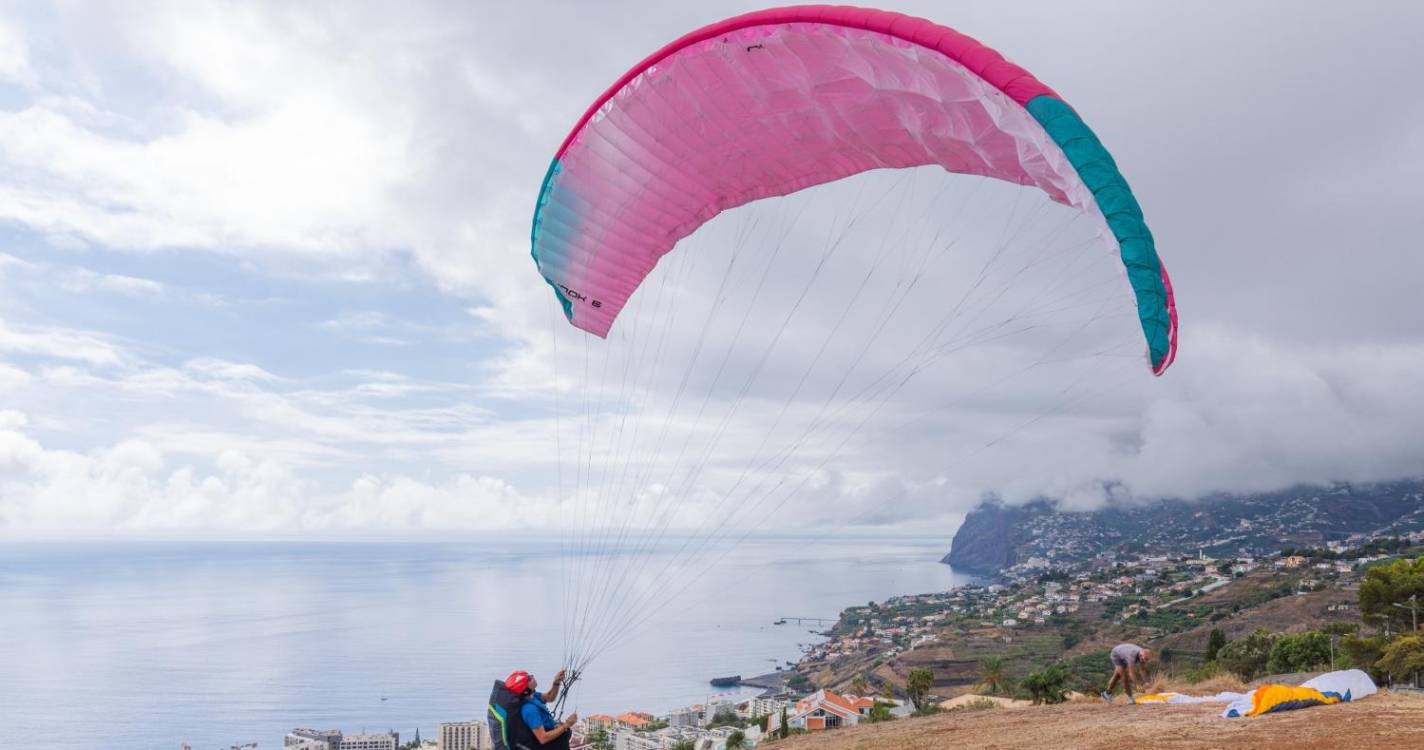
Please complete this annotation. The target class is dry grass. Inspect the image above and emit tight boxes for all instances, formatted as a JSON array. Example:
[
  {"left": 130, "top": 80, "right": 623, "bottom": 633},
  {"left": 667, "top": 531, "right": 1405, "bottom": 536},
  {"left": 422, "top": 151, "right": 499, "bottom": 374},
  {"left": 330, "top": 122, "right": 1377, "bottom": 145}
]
[
  {"left": 950, "top": 698, "right": 999, "bottom": 712},
  {"left": 776, "top": 690, "right": 1424, "bottom": 750},
  {"left": 1149, "top": 672, "right": 1249, "bottom": 695}
]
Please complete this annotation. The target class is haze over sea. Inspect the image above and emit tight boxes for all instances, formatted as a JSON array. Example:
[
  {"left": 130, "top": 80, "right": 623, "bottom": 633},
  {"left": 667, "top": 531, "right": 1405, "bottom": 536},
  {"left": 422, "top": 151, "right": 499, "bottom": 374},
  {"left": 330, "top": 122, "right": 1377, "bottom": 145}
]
[{"left": 0, "top": 535, "right": 971, "bottom": 750}]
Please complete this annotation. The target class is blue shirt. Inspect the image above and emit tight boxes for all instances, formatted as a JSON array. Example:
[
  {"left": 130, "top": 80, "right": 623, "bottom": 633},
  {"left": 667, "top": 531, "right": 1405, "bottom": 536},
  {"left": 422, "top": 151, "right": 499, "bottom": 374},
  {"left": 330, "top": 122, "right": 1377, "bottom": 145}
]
[{"left": 521, "top": 691, "right": 556, "bottom": 732}]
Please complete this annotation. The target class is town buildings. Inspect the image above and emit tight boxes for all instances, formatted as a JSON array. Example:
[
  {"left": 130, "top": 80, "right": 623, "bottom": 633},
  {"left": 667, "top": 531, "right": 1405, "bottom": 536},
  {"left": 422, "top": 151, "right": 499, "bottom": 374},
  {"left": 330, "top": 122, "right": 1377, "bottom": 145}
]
[
  {"left": 439, "top": 721, "right": 491, "bottom": 750},
  {"left": 764, "top": 690, "right": 884, "bottom": 733},
  {"left": 341, "top": 733, "right": 400, "bottom": 750},
  {"left": 284, "top": 729, "right": 398, "bottom": 750}
]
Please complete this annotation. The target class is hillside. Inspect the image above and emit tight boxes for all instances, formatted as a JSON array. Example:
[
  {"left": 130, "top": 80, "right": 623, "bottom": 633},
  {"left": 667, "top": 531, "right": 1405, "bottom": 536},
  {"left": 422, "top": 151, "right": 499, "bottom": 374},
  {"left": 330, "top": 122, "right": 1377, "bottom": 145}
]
[
  {"left": 792, "top": 529, "right": 1424, "bottom": 700},
  {"left": 946, "top": 480, "right": 1424, "bottom": 576},
  {"left": 773, "top": 692, "right": 1424, "bottom": 750}
]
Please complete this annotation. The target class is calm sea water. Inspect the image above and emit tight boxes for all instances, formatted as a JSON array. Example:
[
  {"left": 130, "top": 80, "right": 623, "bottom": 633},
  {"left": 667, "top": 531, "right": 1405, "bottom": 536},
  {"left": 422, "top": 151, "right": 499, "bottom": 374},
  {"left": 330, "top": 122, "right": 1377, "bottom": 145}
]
[{"left": 0, "top": 536, "right": 972, "bottom": 750}]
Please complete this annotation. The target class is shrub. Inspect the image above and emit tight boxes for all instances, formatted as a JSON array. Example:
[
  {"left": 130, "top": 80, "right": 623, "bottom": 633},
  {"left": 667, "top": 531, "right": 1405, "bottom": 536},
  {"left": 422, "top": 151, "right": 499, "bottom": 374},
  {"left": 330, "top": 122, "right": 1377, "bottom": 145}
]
[
  {"left": 1359, "top": 556, "right": 1424, "bottom": 632},
  {"left": 1056, "top": 650, "right": 1112, "bottom": 695},
  {"left": 864, "top": 701, "right": 896, "bottom": 723},
  {"left": 952, "top": 697, "right": 1000, "bottom": 712},
  {"left": 1020, "top": 664, "right": 1070, "bottom": 705},
  {"left": 977, "top": 656, "right": 1009, "bottom": 696},
  {"left": 906, "top": 667, "right": 935, "bottom": 712},
  {"left": 1266, "top": 631, "right": 1332, "bottom": 674},
  {"left": 1205, "top": 629, "right": 1227, "bottom": 663},
  {"left": 1377, "top": 635, "right": 1424, "bottom": 687},
  {"left": 1341, "top": 634, "right": 1389, "bottom": 680},
  {"left": 708, "top": 710, "right": 742, "bottom": 728},
  {"left": 1184, "top": 660, "right": 1221, "bottom": 684},
  {"left": 1217, "top": 629, "right": 1277, "bottom": 680}
]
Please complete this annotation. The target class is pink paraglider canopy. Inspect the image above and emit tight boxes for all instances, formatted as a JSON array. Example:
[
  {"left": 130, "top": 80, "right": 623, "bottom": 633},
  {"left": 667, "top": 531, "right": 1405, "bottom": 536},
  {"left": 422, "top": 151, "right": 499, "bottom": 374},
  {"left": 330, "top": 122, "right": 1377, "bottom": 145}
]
[{"left": 532, "top": 5, "right": 1176, "bottom": 374}]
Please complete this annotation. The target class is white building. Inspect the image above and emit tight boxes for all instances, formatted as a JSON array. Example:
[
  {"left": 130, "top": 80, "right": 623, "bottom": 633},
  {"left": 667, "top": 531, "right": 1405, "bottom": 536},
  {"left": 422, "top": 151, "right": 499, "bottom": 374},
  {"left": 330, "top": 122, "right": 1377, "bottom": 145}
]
[
  {"left": 742, "top": 697, "right": 790, "bottom": 721},
  {"left": 612, "top": 728, "right": 664, "bottom": 750},
  {"left": 702, "top": 700, "right": 735, "bottom": 726},
  {"left": 286, "top": 729, "right": 343, "bottom": 750},
  {"left": 668, "top": 706, "right": 701, "bottom": 728},
  {"left": 440, "top": 721, "right": 491, "bottom": 750},
  {"left": 341, "top": 733, "right": 399, "bottom": 750}
]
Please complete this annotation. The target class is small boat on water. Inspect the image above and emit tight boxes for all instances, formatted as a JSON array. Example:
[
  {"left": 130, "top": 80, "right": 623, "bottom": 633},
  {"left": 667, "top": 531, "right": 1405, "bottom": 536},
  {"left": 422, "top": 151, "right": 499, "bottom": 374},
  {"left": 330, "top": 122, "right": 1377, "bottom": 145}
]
[
  {"left": 773, "top": 619, "right": 787, "bottom": 625},
  {"left": 709, "top": 675, "right": 741, "bottom": 687}
]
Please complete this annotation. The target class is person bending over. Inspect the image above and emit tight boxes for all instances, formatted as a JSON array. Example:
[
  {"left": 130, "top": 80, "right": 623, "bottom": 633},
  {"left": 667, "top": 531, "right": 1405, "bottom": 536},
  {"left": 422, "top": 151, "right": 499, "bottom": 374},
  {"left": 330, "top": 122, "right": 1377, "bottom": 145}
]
[{"left": 1101, "top": 643, "right": 1152, "bottom": 704}]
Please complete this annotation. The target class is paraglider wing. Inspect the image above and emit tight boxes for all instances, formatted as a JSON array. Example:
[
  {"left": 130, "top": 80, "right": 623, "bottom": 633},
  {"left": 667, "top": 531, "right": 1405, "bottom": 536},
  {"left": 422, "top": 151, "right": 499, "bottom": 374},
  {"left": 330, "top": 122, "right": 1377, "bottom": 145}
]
[{"left": 531, "top": 5, "right": 1177, "bottom": 373}]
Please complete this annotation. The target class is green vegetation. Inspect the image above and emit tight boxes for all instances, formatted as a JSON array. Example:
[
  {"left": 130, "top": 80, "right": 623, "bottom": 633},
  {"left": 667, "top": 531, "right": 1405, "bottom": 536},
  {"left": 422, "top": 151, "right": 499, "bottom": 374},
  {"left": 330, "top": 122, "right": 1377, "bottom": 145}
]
[
  {"left": 1359, "top": 556, "right": 1424, "bottom": 632},
  {"left": 634, "top": 720, "right": 669, "bottom": 733},
  {"left": 1205, "top": 628, "right": 1227, "bottom": 663},
  {"left": 864, "top": 700, "right": 896, "bottom": 723},
  {"left": 977, "top": 656, "right": 1009, "bottom": 696},
  {"left": 1218, "top": 629, "right": 1276, "bottom": 680},
  {"left": 1184, "top": 659, "right": 1222, "bottom": 684},
  {"left": 724, "top": 729, "right": 745, "bottom": 749},
  {"left": 1019, "top": 664, "right": 1070, "bottom": 704},
  {"left": 905, "top": 667, "right": 937, "bottom": 714},
  {"left": 1377, "top": 635, "right": 1424, "bottom": 687},
  {"left": 588, "top": 729, "right": 612, "bottom": 750},
  {"left": 1054, "top": 650, "right": 1112, "bottom": 695},
  {"left": 707, "top": 709, "right": 748, "bottom": 729},
  {"left": 1341, "top": 634, "right": 1389, "bottom": 681},
  {"left": 1266, "top": 631, "right": 1333, "bottom": 674}
]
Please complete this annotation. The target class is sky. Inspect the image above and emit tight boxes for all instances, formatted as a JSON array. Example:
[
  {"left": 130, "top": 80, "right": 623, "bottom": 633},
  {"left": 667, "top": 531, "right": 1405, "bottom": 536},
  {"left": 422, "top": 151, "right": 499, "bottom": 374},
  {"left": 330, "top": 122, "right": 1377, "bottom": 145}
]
[{"left": 0, "top": 0, "right": 1421, "bottom": 537}]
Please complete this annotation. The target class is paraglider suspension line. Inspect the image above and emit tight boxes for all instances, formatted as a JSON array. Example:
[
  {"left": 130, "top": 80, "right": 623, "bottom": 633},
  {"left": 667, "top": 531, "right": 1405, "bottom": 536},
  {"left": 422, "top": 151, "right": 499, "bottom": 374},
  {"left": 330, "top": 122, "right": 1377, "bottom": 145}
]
[{"left": 553, "top": 668, "right": 580, "bottom": 719}]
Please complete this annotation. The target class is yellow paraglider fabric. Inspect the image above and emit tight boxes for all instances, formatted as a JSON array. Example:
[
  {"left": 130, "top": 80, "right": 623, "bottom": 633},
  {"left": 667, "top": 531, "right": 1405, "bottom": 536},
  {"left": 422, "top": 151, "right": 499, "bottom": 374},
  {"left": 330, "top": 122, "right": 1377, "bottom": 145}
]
[{"left": 1235, "top": 684, "right": 1340, "bottom": 716}]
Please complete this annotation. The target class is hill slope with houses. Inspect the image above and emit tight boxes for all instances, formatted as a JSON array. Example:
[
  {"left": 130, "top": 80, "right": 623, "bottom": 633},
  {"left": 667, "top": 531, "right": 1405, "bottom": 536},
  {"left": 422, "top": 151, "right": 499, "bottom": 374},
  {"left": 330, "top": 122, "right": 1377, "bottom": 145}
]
[{"left": 944, "top": 480, "right": 1424, "bottom": 576}]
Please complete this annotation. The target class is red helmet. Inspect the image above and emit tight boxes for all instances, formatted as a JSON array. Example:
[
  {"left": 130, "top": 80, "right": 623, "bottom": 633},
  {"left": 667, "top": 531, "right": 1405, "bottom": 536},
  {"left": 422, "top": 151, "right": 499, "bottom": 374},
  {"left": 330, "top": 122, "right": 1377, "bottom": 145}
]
[{"left": 505, "top": 670, "right": 531, "bottom": 694}]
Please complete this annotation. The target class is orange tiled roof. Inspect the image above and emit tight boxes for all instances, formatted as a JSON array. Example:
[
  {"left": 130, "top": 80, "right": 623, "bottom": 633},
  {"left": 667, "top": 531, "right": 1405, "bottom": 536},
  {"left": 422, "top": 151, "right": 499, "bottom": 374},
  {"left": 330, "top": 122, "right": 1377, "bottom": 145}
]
[{"left": 819, "top": 690, "right": 857, "bottom": 714}]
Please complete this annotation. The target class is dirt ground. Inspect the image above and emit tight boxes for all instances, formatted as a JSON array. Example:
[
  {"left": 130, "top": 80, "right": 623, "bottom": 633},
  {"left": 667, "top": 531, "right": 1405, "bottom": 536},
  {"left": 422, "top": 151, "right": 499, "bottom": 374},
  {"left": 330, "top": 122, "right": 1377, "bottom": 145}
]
[{"left": 776, "top": 692, "right": 1424, "bottom": 750}]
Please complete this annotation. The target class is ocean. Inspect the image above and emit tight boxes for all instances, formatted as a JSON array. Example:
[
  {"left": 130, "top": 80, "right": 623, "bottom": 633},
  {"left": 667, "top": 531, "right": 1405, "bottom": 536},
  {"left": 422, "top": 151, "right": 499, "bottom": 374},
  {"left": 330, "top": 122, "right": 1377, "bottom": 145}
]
[{"left": 0, "top": 536, "right": 973, "bottom": 749}]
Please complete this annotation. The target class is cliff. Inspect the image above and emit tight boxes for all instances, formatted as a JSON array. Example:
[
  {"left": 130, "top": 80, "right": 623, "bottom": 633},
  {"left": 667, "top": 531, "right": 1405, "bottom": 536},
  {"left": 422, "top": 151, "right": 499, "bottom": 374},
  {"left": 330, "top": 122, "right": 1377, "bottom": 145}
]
[
  {"left": 942, "top": 500, "right": 1038, "bottom": 574},
  {"left": 943, "top": 479, "right": 1424, "bottom": 576}
]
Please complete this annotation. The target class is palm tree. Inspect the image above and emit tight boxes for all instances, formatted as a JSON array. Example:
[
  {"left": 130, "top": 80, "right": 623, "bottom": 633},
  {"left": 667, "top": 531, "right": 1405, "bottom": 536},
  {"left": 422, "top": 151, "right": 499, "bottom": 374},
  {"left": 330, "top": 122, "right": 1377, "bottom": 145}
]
[
  {"left": 906, "top": 668, "right": 934, "bottom": 712},
  {"left": 978, "top": 656, "right": 1008, "bottom": 696},
  {"left": 850, "top": 675, "right": 869, "bottom": 696}
]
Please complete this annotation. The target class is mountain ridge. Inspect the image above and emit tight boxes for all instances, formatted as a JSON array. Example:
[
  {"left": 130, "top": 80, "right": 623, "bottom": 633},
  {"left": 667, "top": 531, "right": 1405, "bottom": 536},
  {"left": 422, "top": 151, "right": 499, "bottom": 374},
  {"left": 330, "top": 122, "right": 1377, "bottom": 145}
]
[{"left": 946, "top": 479, "right": 1424, "bottom": 576}]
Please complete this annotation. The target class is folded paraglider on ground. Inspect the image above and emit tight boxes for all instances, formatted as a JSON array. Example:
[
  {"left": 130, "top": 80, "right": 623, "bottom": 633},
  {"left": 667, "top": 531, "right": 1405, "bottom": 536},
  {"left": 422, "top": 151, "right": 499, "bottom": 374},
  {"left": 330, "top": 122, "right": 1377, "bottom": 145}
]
[{"left": 1134, "top": 669, "right": 1378, "bottom": 717}]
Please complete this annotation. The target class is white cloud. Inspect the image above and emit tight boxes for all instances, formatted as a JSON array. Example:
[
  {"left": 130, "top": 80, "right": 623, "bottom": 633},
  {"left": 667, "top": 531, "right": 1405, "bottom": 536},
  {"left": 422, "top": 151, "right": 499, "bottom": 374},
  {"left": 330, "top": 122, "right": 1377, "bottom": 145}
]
[
  {"left": 0, "top": 363, "right": 31, "bottom": 390},
  {"left": 0, "top": 411, "right": 564, "bottom": 533},
  {"left": 0, "top": 98, "right": 410, "bottom": 258},
  {"left": 0, "top": 17, "right": 33, "bottom": 85},
  {"left": 0, "top": 320, "right": 126, "bottom": 366},
  {"left": 181, "top": 357, "right": 280, "bottom": 382},
  {"left": 0, "top": 253, "right": 37, "bottom": 274},
  {"left": 61, "top": 268, "right": 164, "bottom": 297},
  {"left": 0, "top": 1, "right": 1419, "bottom": 540}
]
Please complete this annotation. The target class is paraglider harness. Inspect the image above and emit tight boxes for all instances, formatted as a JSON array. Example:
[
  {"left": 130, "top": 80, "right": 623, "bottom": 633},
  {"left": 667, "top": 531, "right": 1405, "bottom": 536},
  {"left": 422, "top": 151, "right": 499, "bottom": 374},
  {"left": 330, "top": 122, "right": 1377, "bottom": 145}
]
[{"left": 487, "top": 672, "right": 579, "bottom": 750}]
